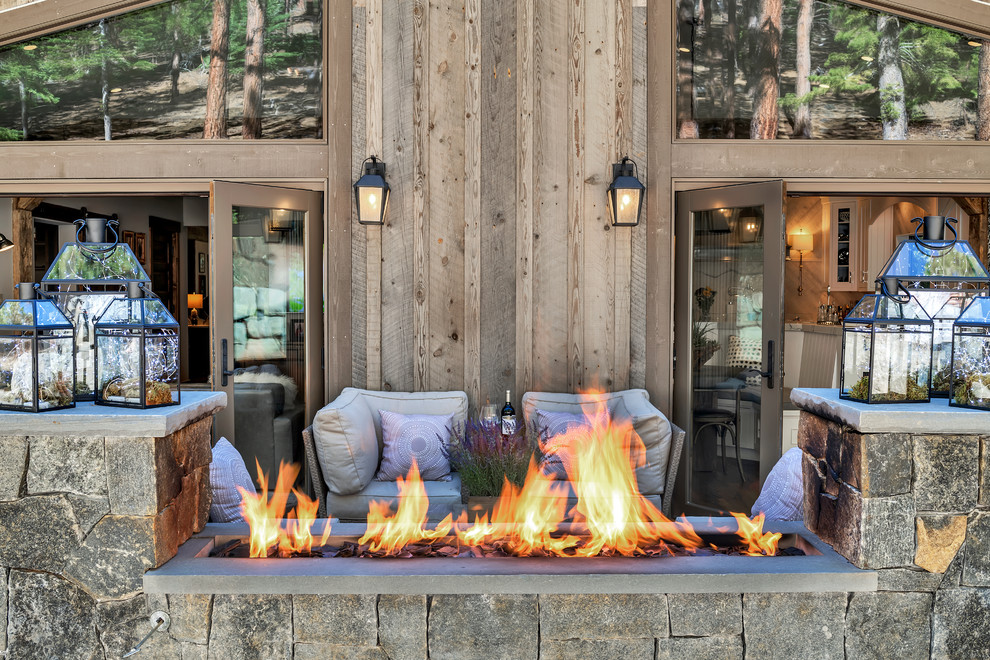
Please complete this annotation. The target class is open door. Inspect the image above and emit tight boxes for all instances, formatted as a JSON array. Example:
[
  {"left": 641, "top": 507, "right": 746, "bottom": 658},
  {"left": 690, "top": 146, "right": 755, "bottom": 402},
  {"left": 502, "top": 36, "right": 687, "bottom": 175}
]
[
  {"left": 674, "top": 181, "right": 785, "bottom": 515},
  {"left": 210, "top": 181, "right": 323, "bottom": 487}
]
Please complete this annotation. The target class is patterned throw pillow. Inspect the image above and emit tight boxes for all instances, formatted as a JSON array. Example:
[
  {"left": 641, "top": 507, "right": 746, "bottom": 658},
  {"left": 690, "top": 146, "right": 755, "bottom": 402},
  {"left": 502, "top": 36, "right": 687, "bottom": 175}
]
[
  {"left": 536, "top": 408, "right": 609, "bottom": 479},
  {"left": 209, "top": 437, "right": 257, "bottom": 523},
  {"left": 751, "top": 447, "right": 803, "bottom": 521},
  {"left": 375, "top": 410, "right": 453, "bottom": 482},
  {"left": 726, "top": 335, "right": 763, "bottom": 386}
]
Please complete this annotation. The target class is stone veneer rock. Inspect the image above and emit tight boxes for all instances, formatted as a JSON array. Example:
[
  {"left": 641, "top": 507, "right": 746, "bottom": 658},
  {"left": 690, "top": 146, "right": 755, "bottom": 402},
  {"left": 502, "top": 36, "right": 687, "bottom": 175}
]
[{"left": 0, "top": 394, "right": 221, "bottom": 660}]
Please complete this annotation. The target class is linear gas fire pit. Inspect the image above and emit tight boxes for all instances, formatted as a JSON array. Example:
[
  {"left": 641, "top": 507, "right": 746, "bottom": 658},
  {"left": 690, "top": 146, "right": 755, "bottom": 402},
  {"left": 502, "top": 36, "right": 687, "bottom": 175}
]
[{"left": 145, "top": 518, "right": 874, "bottom": 595}]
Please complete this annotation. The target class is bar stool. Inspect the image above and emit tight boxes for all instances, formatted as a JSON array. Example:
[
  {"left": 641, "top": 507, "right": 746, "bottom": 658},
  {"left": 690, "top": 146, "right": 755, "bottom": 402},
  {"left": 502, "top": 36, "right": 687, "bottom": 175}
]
[{"left": 693, "top": 387, "right": 745, "bottom": 481}]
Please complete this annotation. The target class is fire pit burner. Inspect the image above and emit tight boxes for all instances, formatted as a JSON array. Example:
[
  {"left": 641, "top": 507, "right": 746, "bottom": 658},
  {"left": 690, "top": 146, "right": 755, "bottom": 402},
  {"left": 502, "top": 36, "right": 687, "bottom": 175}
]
[{"left": 145, "top": 519, "right": 876, "bottom": 596}]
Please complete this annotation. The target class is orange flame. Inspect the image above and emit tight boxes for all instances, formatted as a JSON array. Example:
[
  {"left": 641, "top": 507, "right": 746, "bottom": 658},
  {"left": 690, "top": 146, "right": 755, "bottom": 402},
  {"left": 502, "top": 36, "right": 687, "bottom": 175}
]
[
  {"left": 731, "top": 512, "right": 782, "bottom": 556},
  {"left": 241, "top": 394, "right": 781, "bottom": 559},
  {"left": 238, "top": 460, "right": 331, "bottom": 558},
  {"left": 359, "top": 458, "right": 453, "bottom": 553}
]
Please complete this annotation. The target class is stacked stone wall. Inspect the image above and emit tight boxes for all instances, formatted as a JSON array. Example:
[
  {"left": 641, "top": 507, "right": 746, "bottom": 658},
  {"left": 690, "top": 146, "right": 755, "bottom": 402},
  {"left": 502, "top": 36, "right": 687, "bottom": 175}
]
[
  {"left": 799, "top": 410, "right": 990, "bottom": 659},
  {"left": 0, "top": 416, "right": 212, "bottom": 659}
]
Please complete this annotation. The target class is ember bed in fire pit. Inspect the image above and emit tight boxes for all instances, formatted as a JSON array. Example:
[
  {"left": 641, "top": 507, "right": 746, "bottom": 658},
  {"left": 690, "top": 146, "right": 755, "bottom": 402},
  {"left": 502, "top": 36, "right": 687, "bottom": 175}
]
[{"left": 145, "top": 518, "right": 874, "bottom": 595}]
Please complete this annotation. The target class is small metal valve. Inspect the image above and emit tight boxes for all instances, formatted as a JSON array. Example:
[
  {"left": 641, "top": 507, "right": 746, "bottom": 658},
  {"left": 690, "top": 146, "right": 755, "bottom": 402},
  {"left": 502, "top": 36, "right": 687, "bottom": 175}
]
[{"left": 122, "top": 610, "right": 170, "bottom": 657}]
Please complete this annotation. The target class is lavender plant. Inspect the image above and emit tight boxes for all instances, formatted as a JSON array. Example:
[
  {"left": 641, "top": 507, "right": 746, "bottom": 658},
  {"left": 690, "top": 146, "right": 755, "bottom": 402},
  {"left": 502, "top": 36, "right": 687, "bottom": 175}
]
[{"left": 449, "top": 418, "right": 535, "bottom": 498}]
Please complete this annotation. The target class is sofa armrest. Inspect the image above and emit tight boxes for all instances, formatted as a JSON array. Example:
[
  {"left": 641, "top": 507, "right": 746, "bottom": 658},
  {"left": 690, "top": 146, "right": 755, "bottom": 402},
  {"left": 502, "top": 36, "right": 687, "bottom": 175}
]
[
  {"left": 302, "top": 425, "right": 328, "bottom": 518},
  {"left": 664, "top": 422, "right": 685, "bottom": 519}
]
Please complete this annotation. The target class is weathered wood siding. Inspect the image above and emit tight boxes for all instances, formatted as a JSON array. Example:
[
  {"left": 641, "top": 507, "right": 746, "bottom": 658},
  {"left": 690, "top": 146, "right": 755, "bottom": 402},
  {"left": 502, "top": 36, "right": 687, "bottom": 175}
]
[{"left": 351, "top": 0, "right": 648, "bottom": 412}]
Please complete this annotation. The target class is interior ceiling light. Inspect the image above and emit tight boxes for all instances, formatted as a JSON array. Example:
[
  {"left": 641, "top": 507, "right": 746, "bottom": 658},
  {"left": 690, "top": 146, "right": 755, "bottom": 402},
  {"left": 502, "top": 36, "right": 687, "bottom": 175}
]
[
  {"left": 968, "top": 40, "right": 982, "bottom": 47},
  {"left": 22, "top": 44, "right": 37, "bottom": 51},
  {"left": 861, "top": 55, "right": 874, "bottom": 62},
  {"left": 110, "top": 88, "right": 122, "bottom": 93},
  {"left": 677, "top": 47, "right": 691, "bottom": 53}
]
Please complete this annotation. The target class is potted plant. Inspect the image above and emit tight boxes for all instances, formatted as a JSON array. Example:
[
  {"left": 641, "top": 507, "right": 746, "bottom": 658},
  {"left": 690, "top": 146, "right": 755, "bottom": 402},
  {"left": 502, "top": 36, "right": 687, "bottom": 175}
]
[
  {"left": 692, "top": 321, "right": 720, "bottom": 370},
  {"left": 450, "top": 418, "right": 534, "bottom": 519}
]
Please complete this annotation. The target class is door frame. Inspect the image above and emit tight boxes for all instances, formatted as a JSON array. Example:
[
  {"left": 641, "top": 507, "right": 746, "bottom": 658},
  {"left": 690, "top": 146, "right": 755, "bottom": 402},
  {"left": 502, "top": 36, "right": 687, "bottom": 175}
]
[
  {"left": 673, "top": 180, "right": 786, "bottom": 516},
  {"left": 209, "top": 181, "right": 326, "bottom": 445}
]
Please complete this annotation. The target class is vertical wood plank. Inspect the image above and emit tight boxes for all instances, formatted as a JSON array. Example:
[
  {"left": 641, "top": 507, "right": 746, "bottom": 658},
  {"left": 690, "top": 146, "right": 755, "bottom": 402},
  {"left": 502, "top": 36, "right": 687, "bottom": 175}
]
[
  {"left": 647, "top": 0, "right": 675, "bottom": 413},
  {"left": 532, "top": 0, "right": 570, "bottom": 393},
  {"left": 567, "top": 0, "right": 585, "bottom": 390},
  {"left": 351, "top": 5, "right": 368, "bottom": 389},
  {"left": 613, "top": 0, "right": 633, "bottom": 391},
  {"left": 412, "top": 0, "right": 431, "bottom": 391},
  {"left": 428, "top": 0, "right": 466, "bottom": 393},
  {"left": 326, "top": 0, "right": 353, "bottom": 401},
  {"left": 381, "top": 0, "right": 415, "bottom": 391},
  {"left": 629, "top": 4, "right": 648, "bottom": 390},
  {"left": 480, "top": 0, "right": 516, "bottom": 406},
  {"left": 365, "top": 0, "right": 384, "bottom": 390},
  {"left": 11, "top": 199, "right": 39, "bottom": 287},
  {"left": 464, "top": 0, "right": 483, "bottom": 410},
  {"left": 515, "top": 0, "right": 534, "bottom": 403},
  {"left": 581, "top": 0, "right": 615, "bottom": 390}
]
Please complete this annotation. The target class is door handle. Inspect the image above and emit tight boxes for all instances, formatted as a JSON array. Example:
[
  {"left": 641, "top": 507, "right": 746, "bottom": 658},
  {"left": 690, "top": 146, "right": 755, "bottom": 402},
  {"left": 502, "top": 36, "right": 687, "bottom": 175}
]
[
  {"left": 760, "top": 339, "right": 775, "bottom": 390},
  {"left": 221, "top": 338, "right": 235, "bottom": 387}
]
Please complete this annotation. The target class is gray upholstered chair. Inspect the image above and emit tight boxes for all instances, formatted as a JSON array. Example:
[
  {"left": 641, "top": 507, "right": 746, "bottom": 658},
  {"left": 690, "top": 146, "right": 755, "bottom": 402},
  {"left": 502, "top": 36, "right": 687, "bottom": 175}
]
[
  {"left": 303, "top": 388, "right": 468, "bottom": 521},
  {"left": 521, "top": 389, "right": 685, "bottom": 519}
]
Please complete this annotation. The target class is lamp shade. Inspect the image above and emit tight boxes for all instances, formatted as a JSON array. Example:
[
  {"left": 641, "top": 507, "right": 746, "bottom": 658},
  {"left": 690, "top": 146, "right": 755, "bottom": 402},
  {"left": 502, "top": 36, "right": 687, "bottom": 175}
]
[
  {"left": 187, "top": 293, "right": 204, "bottom": 310},
  {"left": 0, "top": 232, "right": 13, "bottom": 253},
  {"left": 790, "top": 232, "right": 813, "bottom": 252},
  {"left": 354, "top": 156, "right": 390, "bottom": 225}
]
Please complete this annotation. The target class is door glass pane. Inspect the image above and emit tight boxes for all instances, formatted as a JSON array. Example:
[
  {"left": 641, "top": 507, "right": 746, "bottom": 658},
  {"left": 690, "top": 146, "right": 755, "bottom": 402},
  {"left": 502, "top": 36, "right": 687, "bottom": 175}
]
[
  {"left": 675, "top": 0, "right": 983, "bottom": 140},
  {"left": 230, "top": 205, "right": 307, "bottom": 485},
  {"left": 0, "top": 0, "right": 322, "bottom": 141},
  {"left": 689, "top": 205, "right": 764, "bottom": 513}
]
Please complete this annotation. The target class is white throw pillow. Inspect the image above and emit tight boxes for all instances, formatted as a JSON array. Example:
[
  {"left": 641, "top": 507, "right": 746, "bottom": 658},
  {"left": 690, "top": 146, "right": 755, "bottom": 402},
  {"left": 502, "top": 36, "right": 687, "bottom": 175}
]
[
  {"left": 751, "top": 447, "right": 804, "bottom": 521},
  {"left": 209, "top": 437, "right": 257, "bottom": 523},
  {"left": 375, "top": 410, "right": 453, "bottom": 482}
]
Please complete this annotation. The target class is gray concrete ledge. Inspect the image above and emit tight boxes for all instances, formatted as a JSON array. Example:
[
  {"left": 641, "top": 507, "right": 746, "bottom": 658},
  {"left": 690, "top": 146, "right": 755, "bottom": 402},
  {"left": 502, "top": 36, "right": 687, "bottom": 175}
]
[
  {"left": 0, "top": 391, "right": 226, "bottom": 437},
  {"left": 146, "top": 520, "right": 876, "bottom": 595},
  {"left": 791, "top": 388, "right": 990, "bottom": 434}
]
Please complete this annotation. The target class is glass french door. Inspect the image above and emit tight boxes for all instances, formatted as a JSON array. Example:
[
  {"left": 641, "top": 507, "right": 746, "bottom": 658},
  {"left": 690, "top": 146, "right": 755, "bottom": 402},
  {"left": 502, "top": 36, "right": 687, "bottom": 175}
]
[
  {"left": 674, "top": 181, "right": 785, "bottom": 515},
  {"left": 210, "top": 181, "right": 323, "bottom": 487}
]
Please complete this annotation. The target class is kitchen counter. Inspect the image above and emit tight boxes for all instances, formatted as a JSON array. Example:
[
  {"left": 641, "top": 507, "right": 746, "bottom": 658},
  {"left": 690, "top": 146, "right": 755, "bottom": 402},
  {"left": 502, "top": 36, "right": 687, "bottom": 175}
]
[{"left": 784, "top": 322, "right": 842, "bottom": 336}]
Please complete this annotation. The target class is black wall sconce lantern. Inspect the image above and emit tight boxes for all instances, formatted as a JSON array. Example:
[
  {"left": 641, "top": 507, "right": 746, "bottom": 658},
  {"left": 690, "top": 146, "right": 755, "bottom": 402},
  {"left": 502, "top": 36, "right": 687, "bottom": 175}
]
[
  {"left": 354, "top": 156, "right": 390, "bottom": 226},
  {"left": 606, "top": 157, "right": 645, "bottom": 227}
]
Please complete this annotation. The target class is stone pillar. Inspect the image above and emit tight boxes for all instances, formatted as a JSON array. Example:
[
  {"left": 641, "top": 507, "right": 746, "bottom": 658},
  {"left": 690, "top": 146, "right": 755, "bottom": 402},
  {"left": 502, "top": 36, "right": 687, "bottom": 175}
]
[
  {"left": 0, "top": 392, "right": 224, "bottom": 659},
  {"left": 794, "top": 388, "right": 990, "bottom": 658}
]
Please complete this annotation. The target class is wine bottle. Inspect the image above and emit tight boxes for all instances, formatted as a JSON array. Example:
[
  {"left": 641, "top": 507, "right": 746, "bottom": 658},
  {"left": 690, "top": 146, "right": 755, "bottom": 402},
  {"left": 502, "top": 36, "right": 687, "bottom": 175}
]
[{"left": 500, "top": 389, "right": 516, "bottom": 435}]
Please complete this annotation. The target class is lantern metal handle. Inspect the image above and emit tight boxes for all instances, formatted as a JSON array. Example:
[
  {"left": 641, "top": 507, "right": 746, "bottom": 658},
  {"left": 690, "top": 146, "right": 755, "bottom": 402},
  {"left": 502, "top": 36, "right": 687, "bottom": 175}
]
[
  {"left": 73, "top": 213, "right": 121, "bottom": 255},
  {"left": 911, "top": 216, "right": 957, "bottom": 252},
  {"left": 879, "top": 277, "right": 912, "bottom": 304}
]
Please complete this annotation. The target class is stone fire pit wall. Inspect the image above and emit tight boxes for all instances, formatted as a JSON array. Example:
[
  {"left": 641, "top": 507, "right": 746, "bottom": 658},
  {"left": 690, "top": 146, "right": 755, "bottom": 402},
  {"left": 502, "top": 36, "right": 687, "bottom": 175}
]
[
  {"left": 0, "top": 391, "right": 225, "bottom": 659},
  {"left": 794, "top": 387, "right": 990, "bottom": 658}
]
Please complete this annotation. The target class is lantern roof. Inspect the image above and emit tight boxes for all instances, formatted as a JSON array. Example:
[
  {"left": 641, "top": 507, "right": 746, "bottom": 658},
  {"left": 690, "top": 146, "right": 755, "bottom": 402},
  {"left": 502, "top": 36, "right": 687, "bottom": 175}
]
[
  {"left": 846, "top": 293, "right": 932, "bottom": 325},
  {"left": 954, "top": 296, "right": 990, "bottom": 327},
  {"left": 95, "top": 296, "right": 178, "bottom": 329},
  {"left": 0, "top": 298, "right": 73, "bottom": 330},
  {"left": 876, "top": 238, "right": 990, "bottom": 286},
  {"left": 41, "top": 243, "right": 150, "bottom": 287}
]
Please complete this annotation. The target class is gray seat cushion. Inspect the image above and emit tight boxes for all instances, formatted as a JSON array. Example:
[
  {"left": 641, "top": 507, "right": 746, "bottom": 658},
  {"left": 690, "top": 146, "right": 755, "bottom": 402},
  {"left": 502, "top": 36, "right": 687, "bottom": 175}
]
[{"left": 328, "top": 472, "right": 463, "bottom": 522}]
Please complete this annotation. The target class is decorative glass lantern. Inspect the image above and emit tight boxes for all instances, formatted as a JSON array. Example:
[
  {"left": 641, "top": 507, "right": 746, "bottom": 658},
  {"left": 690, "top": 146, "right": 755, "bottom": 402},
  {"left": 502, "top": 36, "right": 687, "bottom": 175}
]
[
  {"left": 41, "top": 214, "right": 150, "bottom": 400},
  {"left": 94, "top": 282, "right": 180, "bottom": 408},
  {"left": 840, "top": 292, "right": 933, "bottom": 404},
  {"left": 606, "top": 157, "right": 645, "bottom": 227},
  {"left": 0, "top": 283, "right": 75, "bottom": 412},
  {"left": 353, "top": 156, "right": 390, "bottom": 225},
  {"left": 949, "top": 296, "right": 990, "bottom": 410},
  {"left": 929, "top": 293, "right": 971, "bottom": 397}
]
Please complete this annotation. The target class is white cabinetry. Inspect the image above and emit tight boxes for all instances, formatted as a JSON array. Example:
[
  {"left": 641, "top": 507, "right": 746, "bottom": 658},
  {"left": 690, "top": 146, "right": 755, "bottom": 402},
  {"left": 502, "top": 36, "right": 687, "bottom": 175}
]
[{"left": 824, "top": 198, "right": 862, "bottom": 292}]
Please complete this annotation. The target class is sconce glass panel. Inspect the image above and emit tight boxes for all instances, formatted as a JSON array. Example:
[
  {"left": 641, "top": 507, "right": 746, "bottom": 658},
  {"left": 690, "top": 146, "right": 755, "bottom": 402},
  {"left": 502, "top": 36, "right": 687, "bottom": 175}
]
[
  {"left": 0, "top": 298, "right": 75, "bottom": 412},
  {"left": 840, "top": 294, "right": 933, "bottom": 404},
  {"left": 94, "top": 296, "right": 179, "bottom": 408},
  {"left": 950, "top": 296, "right": 990, "bottom": 410}
]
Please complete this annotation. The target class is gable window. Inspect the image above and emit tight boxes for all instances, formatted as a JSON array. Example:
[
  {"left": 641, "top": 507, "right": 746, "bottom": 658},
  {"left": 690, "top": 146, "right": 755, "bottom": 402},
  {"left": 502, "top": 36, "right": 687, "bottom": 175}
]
[
  {"left": 0, "top": 0, "right": 323, "bottom": 141},
  {"left": 675, "top": 0, "right": 986, "bottom": 140}
]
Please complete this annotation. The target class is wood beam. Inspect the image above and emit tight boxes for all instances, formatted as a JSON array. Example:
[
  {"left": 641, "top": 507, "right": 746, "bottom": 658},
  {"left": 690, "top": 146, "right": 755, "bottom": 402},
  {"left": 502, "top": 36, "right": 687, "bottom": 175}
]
[
  {"left": 954, "top": 196, "right": 982, "bottom": 217},
  {"left": 11, "top": 197, "right": 40, "bottom": 286}
]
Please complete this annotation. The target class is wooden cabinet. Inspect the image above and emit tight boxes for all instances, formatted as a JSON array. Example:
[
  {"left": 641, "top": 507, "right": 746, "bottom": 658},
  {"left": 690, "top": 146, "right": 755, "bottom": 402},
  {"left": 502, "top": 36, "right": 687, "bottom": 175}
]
[{"left": 825, "top": 198, "right": 863, "bottom": 292}]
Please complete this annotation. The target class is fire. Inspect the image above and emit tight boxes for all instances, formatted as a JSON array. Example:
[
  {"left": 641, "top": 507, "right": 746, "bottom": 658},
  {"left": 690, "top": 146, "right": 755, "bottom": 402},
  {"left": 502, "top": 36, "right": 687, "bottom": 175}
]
[
  {"left": 238, "top": 460, "right": 331, "bottom": 558},
  {"left": 240, "top": 396, "right": 781, "bottom": 559},
  {"left": 731, "top": 512, "right": 782, "bottom": 556}
]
